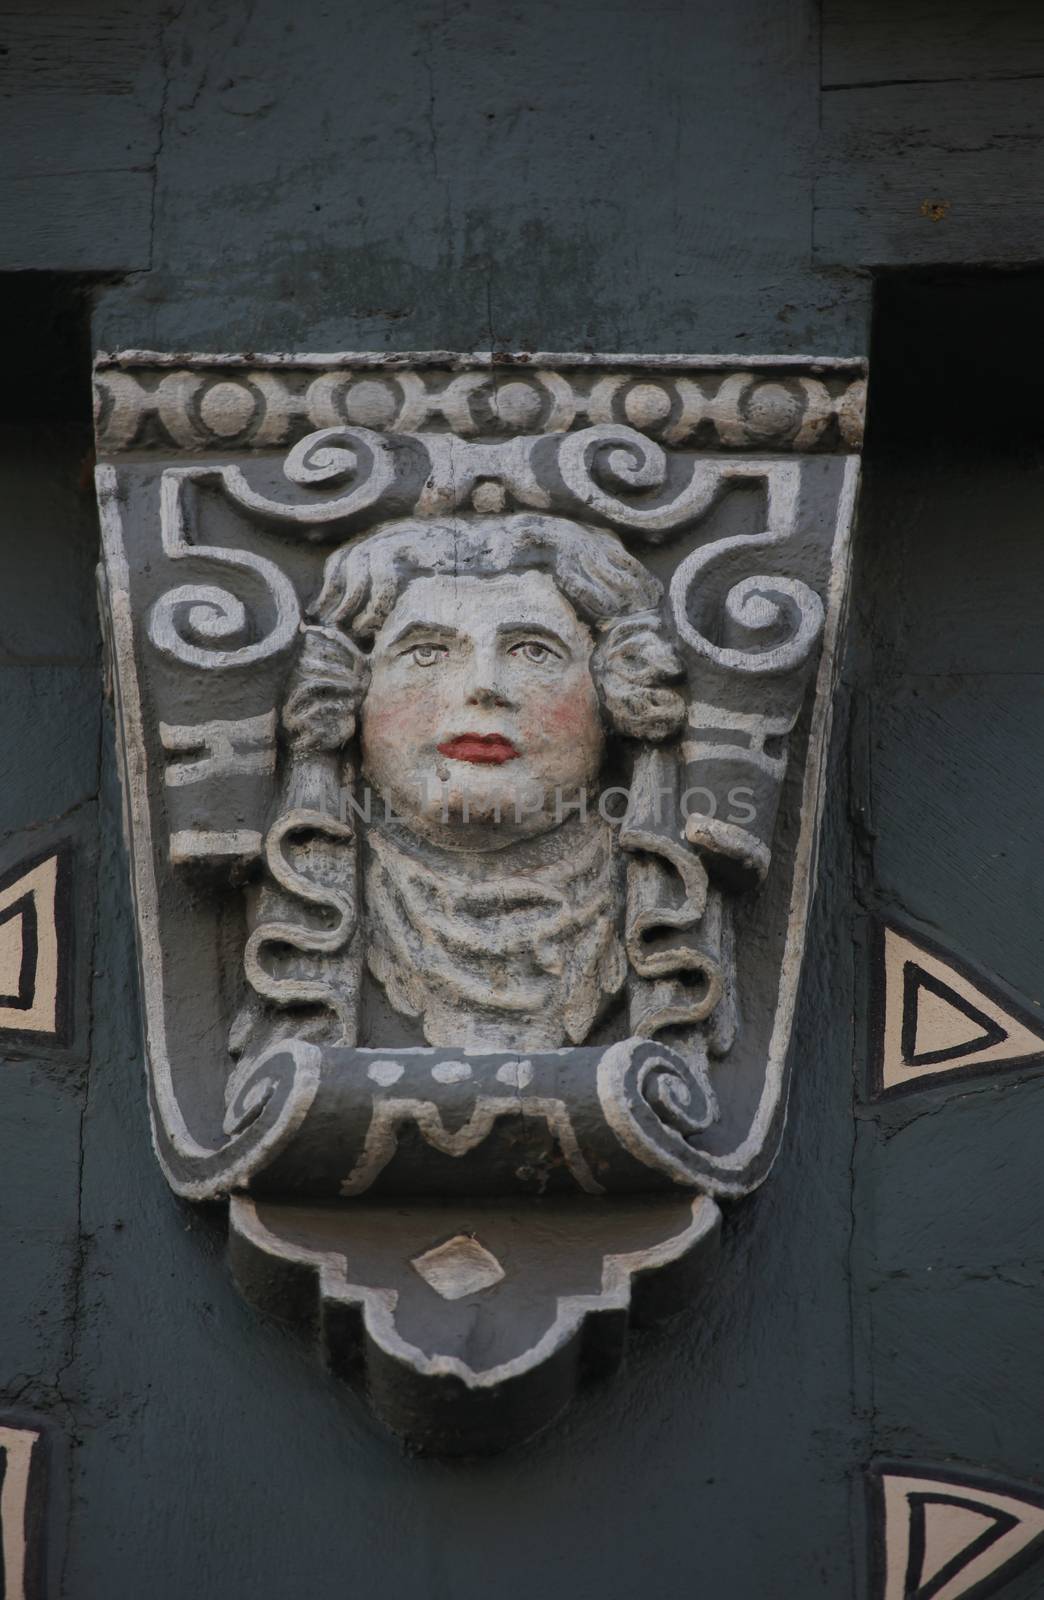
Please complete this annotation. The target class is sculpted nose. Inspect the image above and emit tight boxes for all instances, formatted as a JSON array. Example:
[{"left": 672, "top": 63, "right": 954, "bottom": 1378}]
[
  {"left": 464, "top": 646, "right": 515, "bottom": 710},
  {"left": 466, "top": 682, "right": 512, "bottom": 710}
]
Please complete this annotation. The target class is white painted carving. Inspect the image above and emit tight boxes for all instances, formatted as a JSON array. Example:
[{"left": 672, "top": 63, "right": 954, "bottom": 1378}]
[
  {"left": 557, "top": 424, "right": 726, "bottom": 538},
  {"left": 148, "top": 469, "right": 302, "bottom": 670},
  {"left": 160, "top": 711, "right": 276, "bottom": 785},
  {"left": 669, "top": 467, "right": 825, "bottom": 674},
  {"left": 240, "top": 513, "right": 729, "bottom": 1068},
  {"left": 412, "top": 1235, "right": 506, "bottom": 1300},
  {"left": 430, "top": 1061, "right": 472, "bottom": 1084},
  {"left": 96, "top": 350, "right": 862, "bottom": 1449},
  {"left": 97, "top": 471, "right": 326, "bottom": 1201},
  {"left": 147, "top": 427, "right": 399, "bottom": 673},
  {"left": 98, "top": 378, "right": 859, "bottom": 1197},
  {"left": 169, "top": 829, "right": 263, "bottom": 865},
  {"left": 338, "top": 1093, "right": 605, "bottom": 1197},
  {"left": 367, "top": 1059, "right": 405, "bottom": 1087},
  {"left": 495, "top": 1060, "right": 533, "bottom": 1089},
  {"left": 95, "top": 352, "right": 866, "bottom": 455}
]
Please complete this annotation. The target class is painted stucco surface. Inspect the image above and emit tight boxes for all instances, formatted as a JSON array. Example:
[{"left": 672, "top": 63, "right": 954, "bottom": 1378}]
[
  {"left": 2, "top": 2, "right": 1044, "bottom": 1595},
  {"left": 90, "top": 0, "right": 869, "bottom": 356}
]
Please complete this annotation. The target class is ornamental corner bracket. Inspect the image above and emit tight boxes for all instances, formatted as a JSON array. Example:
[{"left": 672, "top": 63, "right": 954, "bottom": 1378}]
[{"left": 94, "top": 349, "right": 865, "bottom": 1454}]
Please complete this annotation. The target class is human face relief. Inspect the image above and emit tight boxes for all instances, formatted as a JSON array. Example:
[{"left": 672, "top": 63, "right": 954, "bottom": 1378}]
[{"left": 360, "top": 570, "right": 606, "bottom": 847}]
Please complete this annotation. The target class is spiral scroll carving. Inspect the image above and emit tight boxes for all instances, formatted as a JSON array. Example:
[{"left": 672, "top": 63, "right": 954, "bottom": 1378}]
[
  {"left": 145, "top": 468, "right": 300, "bottom": 669},
  {"left": 557, "top": 424, "right": 723, "bottom": 540},
  {"left": 568, "top": 424, "right": 668, "bottom": 496},
  {"left": 221, "top": 1036, "right": 322, "bottom": 1139},
  {"left": 149, "top": 581, "right": 250, "bottom": 654},
  {"left": 148, "top": 562, "right": 300, "bottom": 671},
  {"left": 597, "top": 1037, "right": 718, "bottom": 1185},
  {"left": 150, "top": 1036, "right": 322, "bottom": 1200},
  {"left": 640, "top": 1056, "right": 715, "bottom": 1139},
  {"left": 147, "top": 428, "right": 401, "bottom": 671},
  {"left": 284, "top": 427, "right": 367, "bottom": 487},
  {"left": 219, "top": 426, "right": 399, "bottom": 527},
  {"left": 147, "top": 574, "right": 302, "bottom": 674},
  {"left": 276, "top": 424, "right": 398, "bottom": 511},
  {"left": 670, "top": 536, "right": 824, "bottom": 677}
]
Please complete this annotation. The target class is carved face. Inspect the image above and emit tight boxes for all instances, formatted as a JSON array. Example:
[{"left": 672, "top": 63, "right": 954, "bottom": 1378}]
[{"left": 360, "top": 570, "right": 605, "bottom": 847}]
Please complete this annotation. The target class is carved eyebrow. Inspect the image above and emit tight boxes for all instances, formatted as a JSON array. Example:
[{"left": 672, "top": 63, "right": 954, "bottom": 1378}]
[
  {"left": 497, "top": 622, "right": 571, "bottom": 651},
  {"left": 385, "top": 620, "right": 459, "bottom": 650}
]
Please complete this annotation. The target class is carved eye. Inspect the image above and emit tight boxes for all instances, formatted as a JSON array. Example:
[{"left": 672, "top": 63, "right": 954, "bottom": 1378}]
[
  {"left": 512, "top": 640, "right": 555, "bottom": 664},
  {"left": 410, "top": 643, "right": 447, "bottom": 667}
]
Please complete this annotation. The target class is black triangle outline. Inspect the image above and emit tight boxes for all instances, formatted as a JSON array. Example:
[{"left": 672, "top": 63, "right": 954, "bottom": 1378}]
[
  {"left": 0, "top": 890, "right": 37, "bottom": 1011},
  {"left": 900, "top": 962, "right": 1006, "bottom": 1068},
  {"left": 869, "top": 1463, "right": 1044, "bottom": 1600},
  {"left": 905, "top": 1492, "right": 1019, "bottom": 1598},
  {"left": 869, "top": 922, "right": 1044, "bottom": 1101},
  {"left": 0, "top": 1409, "right": 54, "bottom": 1600},
  {"left": 0, "top": 847, "right": 71, "bottom": 1046}
]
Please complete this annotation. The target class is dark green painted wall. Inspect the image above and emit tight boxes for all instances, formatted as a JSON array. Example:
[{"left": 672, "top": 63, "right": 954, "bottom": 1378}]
[
  {"left": 846, "top": 279, "right": 1044, "bottom": 1600},
  {"left": 91, "top": 0, "right": 868, "bottom": 355},
  {"left": 1, "top": 3, "right": 1043, "bottom": 1595}
]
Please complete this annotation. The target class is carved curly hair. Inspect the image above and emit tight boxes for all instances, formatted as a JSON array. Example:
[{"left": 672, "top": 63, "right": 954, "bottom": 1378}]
[{"left": 282, "top": 513, "right": 685, "bottom": 753}]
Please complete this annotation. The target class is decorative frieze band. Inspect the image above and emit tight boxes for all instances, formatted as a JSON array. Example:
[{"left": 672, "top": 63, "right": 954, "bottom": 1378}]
[{"left": 94, "top": 350, "right": 866, "bottom": 455}]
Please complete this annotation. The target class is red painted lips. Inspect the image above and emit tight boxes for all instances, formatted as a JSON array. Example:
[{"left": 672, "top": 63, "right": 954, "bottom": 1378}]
[{"left": 436, "top": 733, "right": 520, "bottom": 765}]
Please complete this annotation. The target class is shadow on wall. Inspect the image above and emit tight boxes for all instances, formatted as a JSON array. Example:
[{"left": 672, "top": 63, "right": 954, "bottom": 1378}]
[
  {"left": 0, "top": 273, "right": 99, "bottom": 427},
  {"left": 868, "top": 269, "right": 1044, "bottom": 458}
]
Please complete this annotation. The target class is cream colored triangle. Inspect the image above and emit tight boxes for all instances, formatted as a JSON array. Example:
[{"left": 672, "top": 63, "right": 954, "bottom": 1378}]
[
  {"left": 880, "top": 927, "right": 1044, "bottom": 1091},
  {"left": 0, "top": 910, "right": 24, "bottom": 999},
  {"left": 0, "top": 854, "right": 59, "bottom": 1035},
  {"left": 920, "top": 1501, "right": 1003, "bottom": 1589},
  {"left": 881, "top": 1472, "right": 1044, "bottom": 1600},
  {"left": 912, "top": 989, "right": 989, "bottom": 1061},
  {"left": 0, "top": 1424, "right": 40, "bottom": 1600}
]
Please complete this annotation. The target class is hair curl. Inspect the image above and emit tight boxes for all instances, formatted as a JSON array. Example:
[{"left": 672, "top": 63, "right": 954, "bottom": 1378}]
[{"left": 283, "top": 514, "right": 685, "bottom": 751}]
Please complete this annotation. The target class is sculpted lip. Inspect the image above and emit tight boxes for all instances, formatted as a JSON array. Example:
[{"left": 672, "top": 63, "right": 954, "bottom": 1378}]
[{"left": 436, "top": 733, "right": 520, "bottom": 765}]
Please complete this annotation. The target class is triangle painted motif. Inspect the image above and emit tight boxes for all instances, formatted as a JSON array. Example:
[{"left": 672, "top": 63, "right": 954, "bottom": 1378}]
[
  {"left": 879, "top": 1470, "right": 1044, "bottom": 1600},
  {"left": 877, "top": 925, "right": 1044, "bottom": 1094},
  {"left": 0, "top": 908, "right": 27, "bottom": 1002},
  {"left": 0, "top": 854, "right": 61, "bottom": 1036},
  {"left": 0, "top": 1421, "right": 44, "bottom": 1600}
]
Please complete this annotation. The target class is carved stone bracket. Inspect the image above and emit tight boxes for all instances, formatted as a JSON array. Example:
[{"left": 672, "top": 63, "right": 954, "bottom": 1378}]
[{"left": 95, "top": 349, "right": 863, "bottom": 1453}]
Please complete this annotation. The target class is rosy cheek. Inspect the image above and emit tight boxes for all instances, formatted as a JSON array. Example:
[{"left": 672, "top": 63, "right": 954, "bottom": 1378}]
[
  {"left": 520, "top": 679, "right": 601, "bottom": 745},
  {"left": 362, "top": 684, "right": 434, "bottom": 755}
]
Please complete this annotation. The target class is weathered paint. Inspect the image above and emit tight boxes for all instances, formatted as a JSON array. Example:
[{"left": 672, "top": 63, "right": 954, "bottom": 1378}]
[{"left": 0, "top": 1, "right": 1042, "bottom": 1593}]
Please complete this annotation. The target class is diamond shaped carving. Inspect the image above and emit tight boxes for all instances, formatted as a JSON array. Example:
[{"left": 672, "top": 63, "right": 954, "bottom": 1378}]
[{"left": 412, "top": 1235, "right": 506, "bottom": 1300}]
